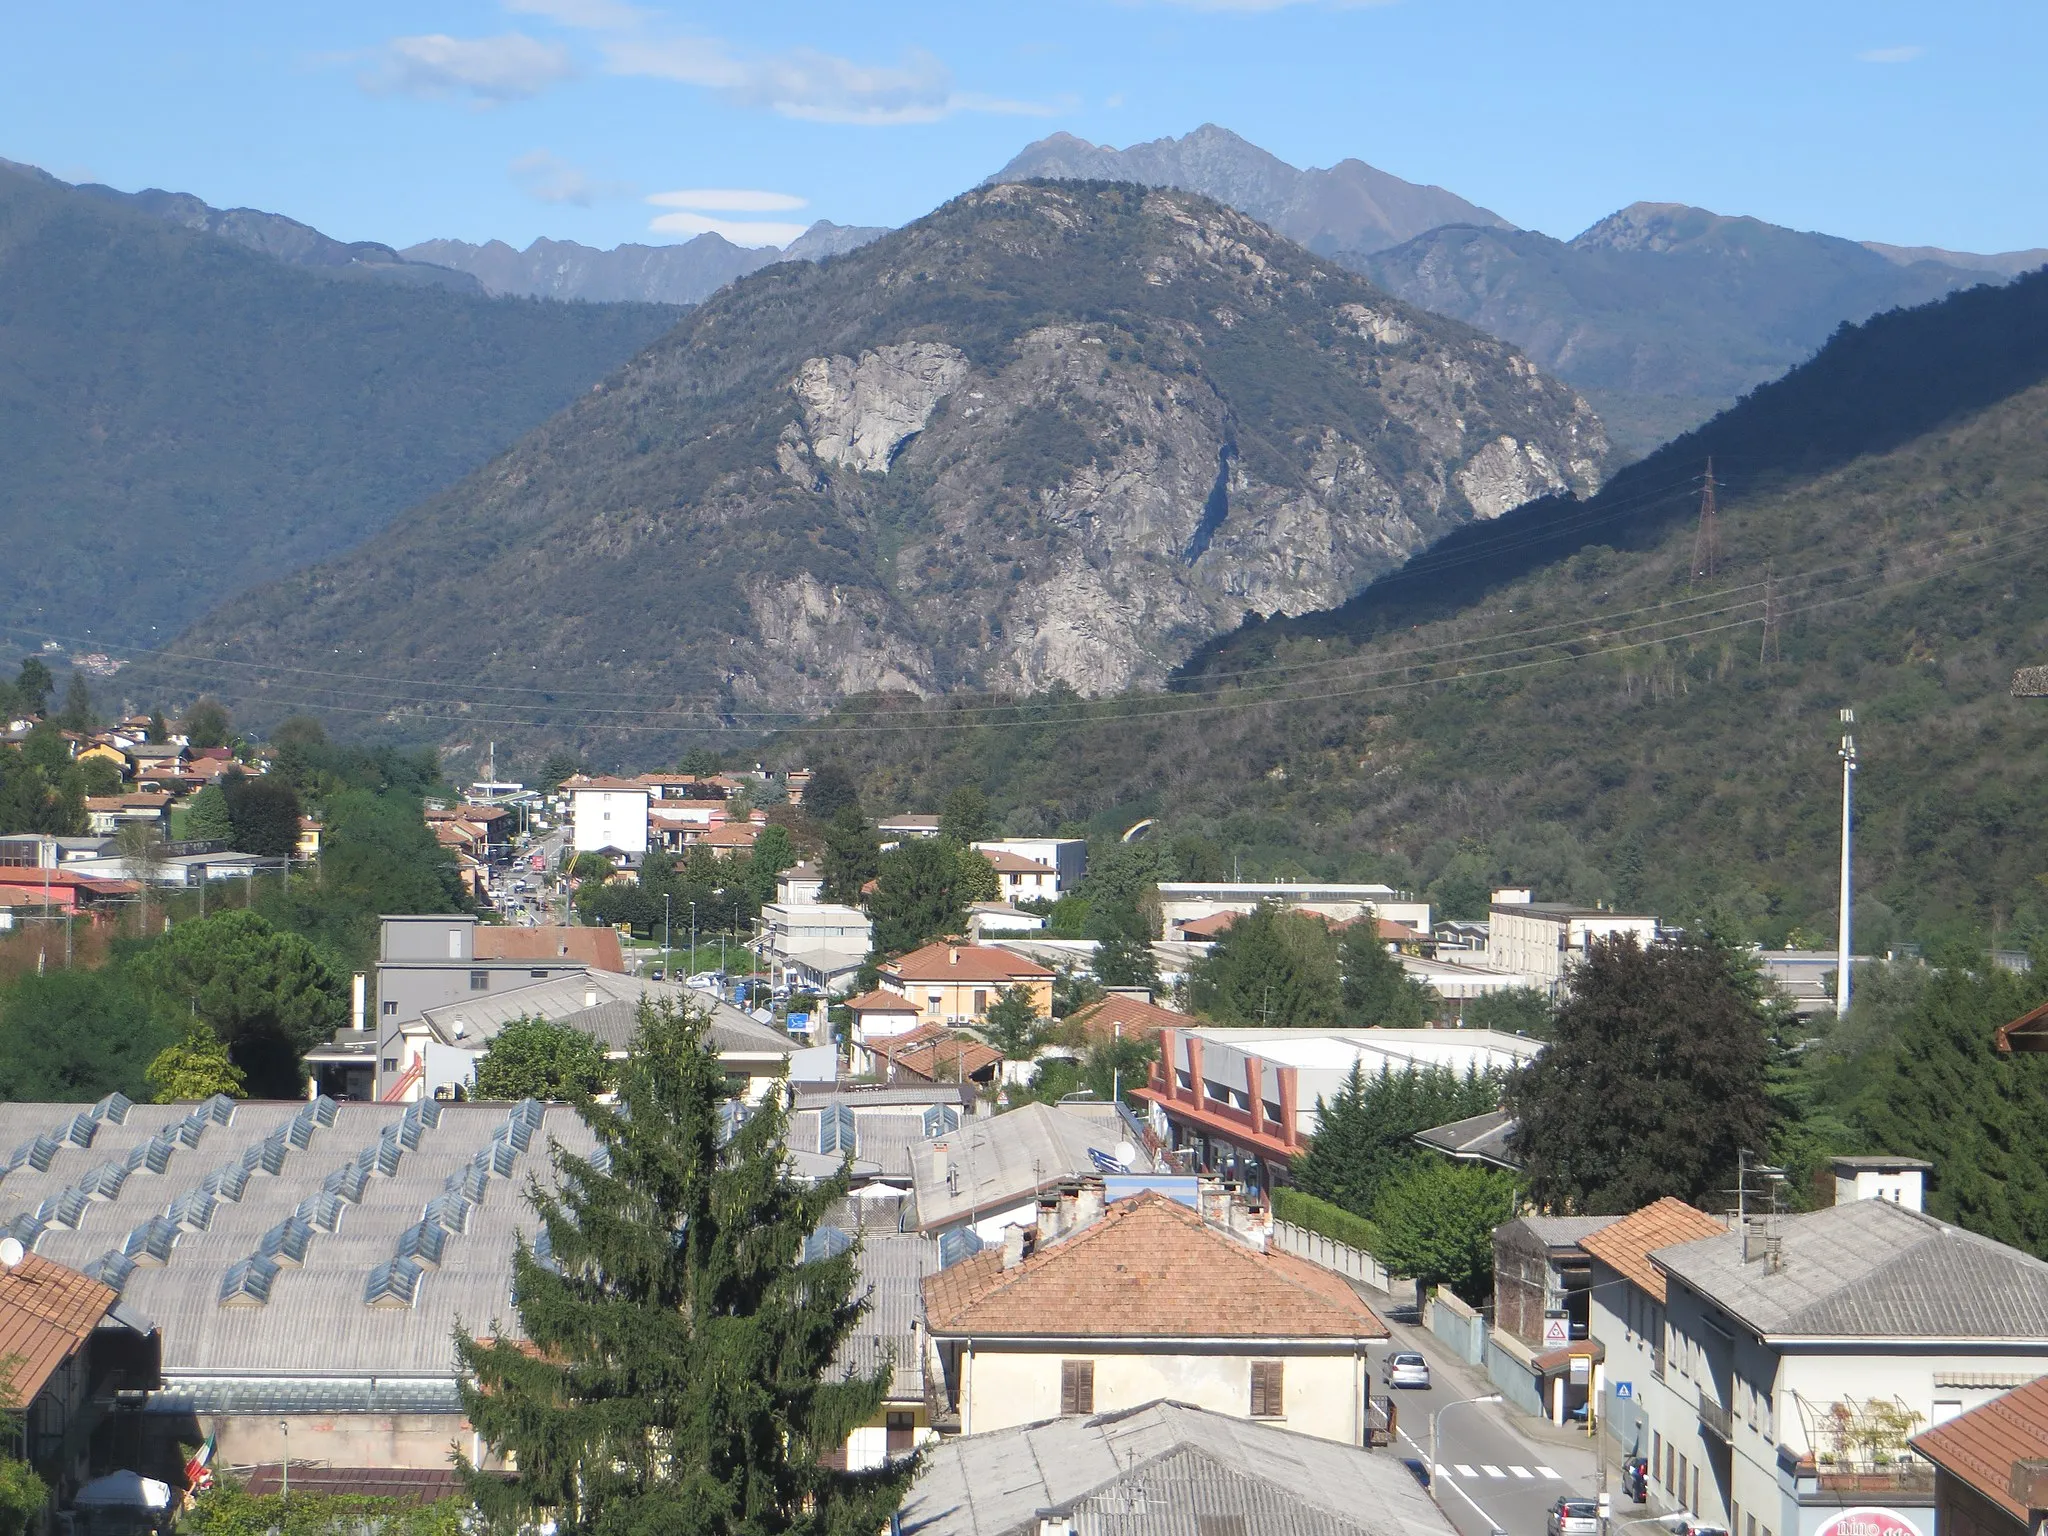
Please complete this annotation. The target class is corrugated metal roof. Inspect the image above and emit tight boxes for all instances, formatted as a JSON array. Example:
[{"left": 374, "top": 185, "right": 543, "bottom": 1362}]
[
  {"left": 416, "top": 971, "right": 792, "bottom": 1057},
  {"left": 0, "top": 1100, "right": 597, "bottom": 1383},
  {"left": 910, "top": 1102, "right": 1155, "bottom": 1230},
  {"left": 832, "top": 1233, "right": 936, "bottom": 1401},
  {"left": 1655, "top": 1197, "right": 2048, "bottom": 1338},
  {"left": 897, "top": 1400, "right": 1457, "bottom": 1536}
]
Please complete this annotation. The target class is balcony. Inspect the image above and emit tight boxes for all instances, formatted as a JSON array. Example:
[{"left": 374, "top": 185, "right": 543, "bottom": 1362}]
[
  {"left": 1699, "top": 1393, "right": 1735, "bottom": 1444},
  {"left": 1812, "top": 1462, "right": 1935, "bottom": 1496}
]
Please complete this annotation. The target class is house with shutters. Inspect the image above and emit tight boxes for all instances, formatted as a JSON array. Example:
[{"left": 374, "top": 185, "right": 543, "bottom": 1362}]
[
  {"left": 876, "top": 941, "right": 1054, "bottom": 1026},
  {"left": 921, "top": 1189, "right": 1388, "bottom": 1444}
]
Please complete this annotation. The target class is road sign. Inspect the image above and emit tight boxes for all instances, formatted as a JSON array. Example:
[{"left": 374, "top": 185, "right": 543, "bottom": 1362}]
[
  {"left": 1543, "top": 1312, "right": 1570, "bottom": 1347},
  {"left": 1615, "top": 1381, "right": 1635, "bottom": 1400}
]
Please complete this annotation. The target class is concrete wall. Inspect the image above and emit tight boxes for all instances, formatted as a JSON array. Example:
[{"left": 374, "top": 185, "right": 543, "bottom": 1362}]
[
  {"left": 962, "top": 1344, "right": 1366, "bottom": 1445},
  {"left": 1428, "top": 1290, "right": 1488, "bottom": 1367},
  {"left": 144, "top": 1412, "right": 489, "bottom": 1474},
  {"left": 1272, "top": 1221, "right": 1392, "bottom": 1293}
]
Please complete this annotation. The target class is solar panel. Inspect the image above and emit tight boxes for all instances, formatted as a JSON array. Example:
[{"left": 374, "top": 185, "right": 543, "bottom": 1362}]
[{"left": 220, "top": 1255, "right": 280, "bottom": 1306}]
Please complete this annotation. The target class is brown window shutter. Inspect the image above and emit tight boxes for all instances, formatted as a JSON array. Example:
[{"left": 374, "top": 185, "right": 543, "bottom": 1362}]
[
  {"left": 1061, "top": 1359, "right": 1094, "bottom": 1415},
  {"left": 1250, "top": 1360, "right": 1284, "bottom": 1417}
]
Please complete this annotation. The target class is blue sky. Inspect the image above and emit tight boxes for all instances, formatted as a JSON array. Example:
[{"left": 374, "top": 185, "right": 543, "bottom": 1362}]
[{"left": 4, "top": 1, "right": 2042, "bottom": 255}]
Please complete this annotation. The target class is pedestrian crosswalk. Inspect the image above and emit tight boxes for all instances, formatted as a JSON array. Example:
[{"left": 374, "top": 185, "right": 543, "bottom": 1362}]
[{"left": 1436, "top": 1464, "right": 1565, "bottom": 1482}]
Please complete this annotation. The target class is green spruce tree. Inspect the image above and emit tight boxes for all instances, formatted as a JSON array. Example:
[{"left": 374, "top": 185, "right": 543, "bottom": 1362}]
[{"left": 458, "top": 998, "right": 913, "bottom": 1534}]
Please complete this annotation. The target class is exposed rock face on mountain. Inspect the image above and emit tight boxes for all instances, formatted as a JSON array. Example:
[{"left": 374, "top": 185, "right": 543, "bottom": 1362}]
[
  {"left": 989, "top": 125, "right": 1511, "bottom": 256},
  {"left": 1359, "top": 202, "right": 2001, "bottom": 455},
  {"left": 0, "top": 159, "right": 483, "bottom": 292},
  {"left": 182, "top": 182, "right": 1607, "bottom": 726},
  {"left": 403, "top": 220, "right": 889, "bottom": 306}
]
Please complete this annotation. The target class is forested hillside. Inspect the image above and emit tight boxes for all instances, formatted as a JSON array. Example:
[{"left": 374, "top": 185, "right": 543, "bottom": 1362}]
[
  {"left": 772, "top": 273, "right": 2048, "bottom": 952},
  {"left": 0, "top": 161, "right": 680, "bottom": 645}
]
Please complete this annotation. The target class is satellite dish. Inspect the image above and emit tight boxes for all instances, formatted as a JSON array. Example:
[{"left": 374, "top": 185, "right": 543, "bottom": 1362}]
[{"left": 0, "top": 1237, "right": 24, "bottom": 1270}]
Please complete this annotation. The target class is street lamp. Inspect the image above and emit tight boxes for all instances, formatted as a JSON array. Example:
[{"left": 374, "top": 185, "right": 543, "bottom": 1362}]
[
  {"left": 663, "top": 894, "right": 672, "bottom": 980},
  {"left": 1430, "top": 1393, "right": 1504, "bottom": 1504},
  {"left": 278, "top": 1419, "right": 289, "bottom": 1502}
]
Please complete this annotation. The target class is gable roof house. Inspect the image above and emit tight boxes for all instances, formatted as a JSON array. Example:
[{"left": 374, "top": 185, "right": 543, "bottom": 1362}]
[
  {"left": 923, "top": 1190, "right": 1388, "bottom": 1443},
  {"left": 877, "top": 941, "right": 1054, "bottom": 1027},
  {"left": 897, "top": 1399, "right": 1460, "bottom": 1536},
  {"left": 908, "top": 1101, "right": 1155, "bottom": 1239},
  {"left": 1911, "top": 1374, "right": 2048, "bottom": 1536},
  {"left": 1627, "top": 1190, "right": 2048, "bottom": 1536}
]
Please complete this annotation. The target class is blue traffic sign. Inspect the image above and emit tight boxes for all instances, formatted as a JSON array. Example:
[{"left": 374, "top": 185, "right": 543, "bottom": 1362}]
[{"left": 1614, "top": 1381, "right": 1635, "bottom": 1400}]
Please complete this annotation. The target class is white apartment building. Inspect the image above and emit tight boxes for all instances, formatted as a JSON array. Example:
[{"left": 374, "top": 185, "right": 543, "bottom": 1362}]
[
  {"left": 565, "top": 775, "right": 650, "bottom": 862},
  {"left": 1589, "top": 1167, "right": 2048, "bottom": 1536},
  {"left": 761, "top": 901, "right": 873, "bottom": 996},
  {"left": 972, "top": 838, "right": 1087, "bottom": 893},
  {"left": 1486, "top": 888, "right": 1657, "bottom": 993}
]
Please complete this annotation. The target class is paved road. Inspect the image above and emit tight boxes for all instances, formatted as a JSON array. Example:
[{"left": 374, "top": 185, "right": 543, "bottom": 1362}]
[{"left": 1366, "top": 1315, "right": 1613, "bottom": 1536}]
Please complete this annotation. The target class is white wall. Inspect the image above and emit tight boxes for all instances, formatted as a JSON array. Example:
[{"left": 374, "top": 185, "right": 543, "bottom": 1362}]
[
  {"left": 571, "top": 788, "right": 649, "bottom": 856},
  {"left": 962, "top": 1344, "right": 1365, "bottom": 1444}
]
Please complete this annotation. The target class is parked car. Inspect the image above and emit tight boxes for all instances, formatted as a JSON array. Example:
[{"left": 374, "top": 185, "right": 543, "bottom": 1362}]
[
  {"left": 1548, "top": 1499, "right": 1600, "bottom": 1536},
  {"left": 1382, "top": 1352, "right": 1431, "bottom": 1389}
]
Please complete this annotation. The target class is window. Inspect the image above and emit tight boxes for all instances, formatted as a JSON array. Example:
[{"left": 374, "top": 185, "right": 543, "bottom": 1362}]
[
  {"left": 1250, "top": 1361, "right": 1284, "bottom": 1418},
  {"left": 470, "top": 970, "right": 490, "bottom": 990},
  {"left": 1653, "top": 1433, "right": 1663, "bottom": 1487},
  {"left": 1691, "top": 1466, "right": 1700, "bottom": 1514},
  {"left": 1748, "top": 1518, "right": 1757, "bottom": 1536},
  {"left": 382, "top": 1000, "right": 398, "bottom": 1015},
  {"left": 885, "top": 1410, "right": 916, "bottom": 1456},
  {"left": 530, "top": 968, "right": 548, "bottom": 979},
  {"left": 973, "top": 990, "right": 988, "bottom": 1014},
  {"left": 1060, "top": 1360, "right": 1094, "bottom": 1416}
]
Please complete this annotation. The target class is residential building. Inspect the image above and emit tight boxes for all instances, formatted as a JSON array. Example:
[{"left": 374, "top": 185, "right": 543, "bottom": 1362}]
[
  {"left": 1138, "top": 1026, "right": 1541, "bottom": 1185},
  {"left": 700, "top": 821, "right": 761, "bottom": 858},
  {"left": 1157, "top": 882, "right": 1432, "bottom": 935},
  {"left": 776, "top": 862, "right": 825, "bottom": 905},
  {"left": 1063, "top": 992, "right": 1196, "bottom": 1042},
  {"left": 844, "top": 990, "right": 925, "bottom": 1064},
  {"left": 563, "top": 774, "right": 650, "bottom": 862},
  {"left": 81, "top": 792, "right": 171, "bottom": 836},
  {"left": 908, "top": 1101, "right": 1156, "bottom": 1238},
  {"left": 817, "top": 1229, "right": 941, "bottom": 1468},
  {"left": 370, "top": 914, "right": 616, "bottom": 1039},
  {"left": 877, "top": 941, "right": 1055, "bottom": 1026},
  {"left": 1486, "top": 888, "right": 1659, "bottom": 994},
  {"left": 977, "top": 847, "right": 1060, "bottom": 902},
  {"left": 971, "top": 837, "right": 1087, "bottom": 892},
  {"left": 1831, "top": 1153, "right": 1935, "bottom": 1208},
  {"left": 867, "top": 1024, "right": 1004, "bottom": 1088},
  {"left": 0, "top": 1243, "right": 160, "bottom": 1507},
  {"left": 1400, "top": 953, "right": 1542, "bottom": 1007},
  {"left": 965, "top": 901, "right": 1044, "bottom": 939},
  {"left": 1631, "top": 1189, "right": 2048, "bottom": 1536},
  {"left": 922, "top": 1190, "right": 1388, "bottom": 1441},
  {"left": 760, "top": 901, "right": 872, "bottom": 997},
  {"left": 896, "top": 1400, "right": 1457, "bottom": 1536},
  {"left": 296, "top": 817, "right": 323, "bottom": 859},
  {"left": 369, "top": 968, "right": 826, "bottom": 1103},
  {"left": 877, "top": 814, "right": 943, "bottom": 843},
  {"left": 1488, "top": 1214, "right": 1619, "bottom": 1421},
  {"left": 0, "top": 866, "right": 138, "bottom": 916},
  {"left": 1581, "top": 1198, "right": 1734, "bottom": 1471},
  {"left": 1912, "top": 1375, "right": 2048, "bottom": 1536}
]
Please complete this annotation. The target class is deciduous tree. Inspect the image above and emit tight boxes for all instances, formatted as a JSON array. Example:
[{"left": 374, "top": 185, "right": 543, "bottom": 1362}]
[
  {"left": 145, "top": 1025, "right": 247, "bottom": 1102},
  {"left": 458, "top": 997, "right": 913, "bottom": 1534},
  {"left": 472, "top": 1017, "right": 612, "bottom": 1101},
  {"left": 1505, "top": 935, "right": 1771, "bottom": 1213},
  {"left": 1371, "top": 1159, "right": 1515, "bottom": 1303},
  {"left": 984, "top": 985, "right": 1048, "bottom": 1061},
  {"left": 802, "top": 762, "right": 862, "bottom": 823},
  {"left": 183, "top": 697, "right": 232, "bottom": 749},
  {"left": 940, "top": 786, "right": 992, "bottom": 845}
]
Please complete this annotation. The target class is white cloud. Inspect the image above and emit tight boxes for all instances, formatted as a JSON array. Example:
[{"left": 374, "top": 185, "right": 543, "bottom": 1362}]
[
  {"left": 648, "top": 210, "right": 813, "bottom": 246},
  {"left": 364, "top": 33, "right": 574, "bottom": 102},
  {"left": 605, "top": 35, "right": 1052, "bottom": 124},
  {"left": 503, "top": 0, "right": 648, "bottom": 31},
  {"left": 1855, "top": 44, "right": 1925, "bottom": 63},
  {"left": 647, "top": 188, "right": 807, "bottom": 212},
  {"left": 512, "top": 150, "right": 634, "bottom": 205}
]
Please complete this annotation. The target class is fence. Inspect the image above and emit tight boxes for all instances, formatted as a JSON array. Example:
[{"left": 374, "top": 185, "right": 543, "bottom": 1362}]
[
  {"left": 1428, "top": 1289, "right": 1489, "bottom": 1366},
  {"left": 1271, "top": 1219, "right": 1392, "bottom": 1292}
]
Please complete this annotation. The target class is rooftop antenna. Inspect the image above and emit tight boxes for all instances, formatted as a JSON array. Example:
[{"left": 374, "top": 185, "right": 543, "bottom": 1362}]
[
  {"left": 1691, "top": 459, "right": 1720, "bottom": 584},
  {"left": 1837, "top": 709, "right": 1857, "bottom": 1018}
]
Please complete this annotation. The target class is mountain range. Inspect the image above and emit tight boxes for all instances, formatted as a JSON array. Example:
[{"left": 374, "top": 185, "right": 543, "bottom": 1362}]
[
  {"left": 780, "top": 267, "right": 2048, "bottom": 949},
  {"left": 995, "top": 126, "right": 2044, "bottom": 454},
  {"left": 0, "top": 160, "right": 679, "bottom": 646},
  {"left": 147, "top": 180, "right": 1607, "bottom": 731},
  {"left": 403, "top": 221, "right": 888, "bottom": 307}
]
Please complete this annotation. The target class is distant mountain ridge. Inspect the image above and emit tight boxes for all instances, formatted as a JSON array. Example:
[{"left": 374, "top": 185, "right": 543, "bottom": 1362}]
[
  {"left": 0, "top": 157, "right": 482, "bottom": 292},
  {"left": 988, "top": 124, "right": 1511, "bottom": 256},
  {"left": 403, "top": 220, "right": 888, "bottom": 306},
  {"left": 163, "top": 180, "right": 1608, "bottom": 738}
]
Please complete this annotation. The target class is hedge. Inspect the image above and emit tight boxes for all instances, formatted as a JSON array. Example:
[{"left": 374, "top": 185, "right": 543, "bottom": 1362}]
[{"left": 1273, "top": 1185, "right": 1382, "bottom": 1255}]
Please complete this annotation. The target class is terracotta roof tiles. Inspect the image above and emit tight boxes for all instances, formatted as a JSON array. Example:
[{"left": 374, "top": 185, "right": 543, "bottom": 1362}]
[
  {"left": 0, "top": 1252, "right": 118, "bottom": 1407},
  {"left": 1913, "top": 1375, "right": 2048, "bottom": 1520},
  {"left": 1578, "top": 1198, "right": 1724, "bottom": 1304},
  {"left": 885, "top": 942, "right": 1053, "bottom": 984},
  {"left": 923, "top": 1191, "right": 1389, "bottom": 1341}
]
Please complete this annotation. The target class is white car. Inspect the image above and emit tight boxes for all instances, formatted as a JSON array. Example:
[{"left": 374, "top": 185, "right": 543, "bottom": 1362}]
[
  {"left": 1383, "top": 1351, "right": 1431, "bottom": 1389},
  {"left": 1548, "top": 1499, "right": 1600, "bottom": 1536}
]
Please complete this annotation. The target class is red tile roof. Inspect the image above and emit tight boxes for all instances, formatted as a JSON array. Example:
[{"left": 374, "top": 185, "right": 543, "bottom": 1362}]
[
  {"left": 1065, "top": 994, "right": 1196, "bottom": 1041},
  {"left": 0, "top": 1252, "right": 118, "bottom": 1407},
  {"left": 563, "top": 775, "right": 651, "bottom": 793},
  {"left": 1577, "top": 1197, "right": 1724, "bottom": 1304},
  {"left": 981, "top": 849, "right": 1055, "bottom": 874},
  {"left": 472, "top": 926, "right": 624, "bottom": 972},
  {"left": 923, "top": 1191, "right": 1389, "bottom": 1341},
  {"left": 885, "top": 942, "right": 1053, "bottom": 984},
  {"left": 875, "top": 1030, "right": 1003, "bottom": 1083},
  {"left": 1913, "top": 1375, "right": 2048, "bottom": 1520},
  {"left": 845, "top": 990, "right": 920, "bottom": 1014},
  {"left": 1177, "top": 911, "right": 1240, "bottom": 940}
]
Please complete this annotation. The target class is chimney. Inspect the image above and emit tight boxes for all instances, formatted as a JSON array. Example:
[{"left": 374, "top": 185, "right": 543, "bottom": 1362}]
[
  {"left": 949, "top": 946, "right": 959, "bottom": 967},
  {"left": 1037, "top": 1193, "right": 1062, "bottom": 1248},
  {"left": 584, "top": 986, "right": 598, "bottom": 1008},
  {"left": 1002, "top": 1224, "right": 1028, "bottom": 1270},
  {"left": 932, "top": 1143, "right": 949, "bottom": 1185},
  {"left": 351, "top": 972, "right": 367, "bottom": 1033},
  {"left": 1072, "top": 1179, "right": 1106, "bottom": 1232}
]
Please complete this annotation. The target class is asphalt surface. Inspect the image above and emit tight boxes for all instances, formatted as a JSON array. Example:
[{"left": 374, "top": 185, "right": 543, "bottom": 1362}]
[{"left": 1365, "top": 1306, "right": 1617, "bottom": 1536}]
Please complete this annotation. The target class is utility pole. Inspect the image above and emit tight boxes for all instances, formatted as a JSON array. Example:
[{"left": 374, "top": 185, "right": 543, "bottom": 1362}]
[
  {"left": 689, "top": 901, "right": 698, "bottom": 978},
  {"left": 1691, "top": 459, "right": 1720, "bottom": 584},
  {"left": 1836, "top": 709, "right": 1857, "bottom": 1018},
  {"left": 663, "top": 894, "right": 672, "bottom": 981},
  {"left": 1758, "top": 562, "right": 1780, "bottom": 664}
]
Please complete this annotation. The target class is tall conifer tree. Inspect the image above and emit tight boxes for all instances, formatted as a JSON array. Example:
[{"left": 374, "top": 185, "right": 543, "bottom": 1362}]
[{"left": 458, "top": 998, "right": 913, "bottom": 1534}]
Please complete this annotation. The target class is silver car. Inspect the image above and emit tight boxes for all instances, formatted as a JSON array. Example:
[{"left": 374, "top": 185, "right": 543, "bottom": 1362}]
[
  {"left": 1548, "top": 1499, "right": 1600, "bottom": 1536},
  {"left": 1383, "top": 1351, "right": 1431, "bottom": 1388}
]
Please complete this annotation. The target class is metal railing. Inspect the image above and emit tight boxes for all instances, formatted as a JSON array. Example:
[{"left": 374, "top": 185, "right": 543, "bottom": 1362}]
[{"left": 1699, "top": 1392, "right": 1734, "bottom": 1443}]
